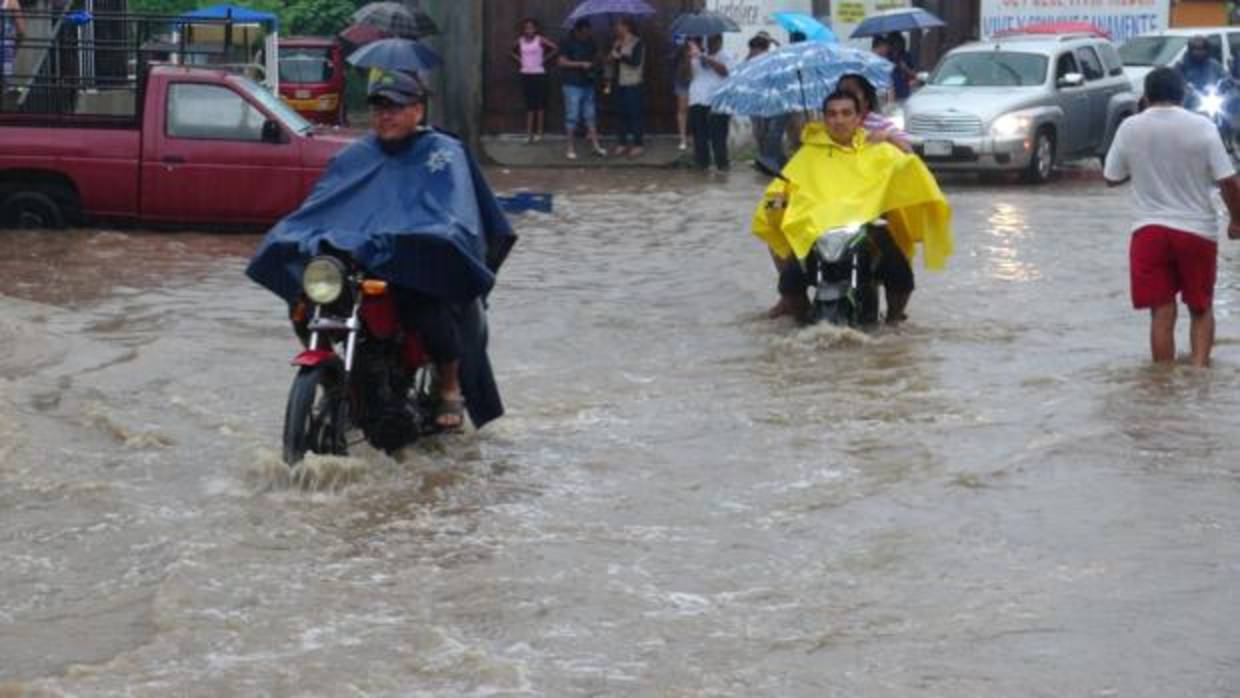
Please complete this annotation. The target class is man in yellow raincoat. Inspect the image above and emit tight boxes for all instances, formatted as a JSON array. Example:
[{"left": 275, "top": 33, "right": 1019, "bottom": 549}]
[{"left": 753, "top": 89, "right": 953, "bottom": 323}]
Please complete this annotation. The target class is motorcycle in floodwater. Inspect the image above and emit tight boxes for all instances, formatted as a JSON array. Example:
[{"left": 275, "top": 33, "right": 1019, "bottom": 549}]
[
  {"left": 757, "top": 157, "right": 896, "bottom": 328},
  {"left": 282, "top": 251, "right": 440, "bottom": 465},
  {"left": 1186, "top": 78, "right": 1237, "bottom": 154}
]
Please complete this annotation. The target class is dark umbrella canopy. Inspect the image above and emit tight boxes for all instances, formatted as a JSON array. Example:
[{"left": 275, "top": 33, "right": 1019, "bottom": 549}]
[
  {"left": 338, "top": 22, "right": 391, "bottom": 49},
  {"left": 351, "top": 2, "right": 439, "bottom": 39},
  {"left": 347, "top": 37, "right": 442, "bottom": 72},
  {"left": 849, "top": 8, "right": 945, "bottom": 38},
  {"left": 669, "top": 10, "right": 741, "bottom": 36},
  {"left": 562, "top": 0, "right": 655, "bottom": 28}
]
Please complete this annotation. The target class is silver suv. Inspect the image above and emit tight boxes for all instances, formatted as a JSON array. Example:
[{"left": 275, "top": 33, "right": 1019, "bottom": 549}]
[{"left": 898, "top": 34, "right": 1137, "bottom": 183}]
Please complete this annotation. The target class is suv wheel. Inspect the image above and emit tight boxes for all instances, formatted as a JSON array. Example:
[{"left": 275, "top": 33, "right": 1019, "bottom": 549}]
[{"left": 1024, "top": 130, "right": 1055, "bottom": 184}]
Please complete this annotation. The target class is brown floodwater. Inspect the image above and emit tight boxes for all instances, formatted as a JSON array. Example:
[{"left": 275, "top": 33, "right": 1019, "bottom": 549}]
[{"left": 1, "top": 167, "right": 1239, "bottom": 697}]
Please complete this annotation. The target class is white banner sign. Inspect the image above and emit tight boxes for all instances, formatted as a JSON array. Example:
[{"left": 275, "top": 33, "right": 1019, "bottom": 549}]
[
  {"left": 705, "top": 0, "right": 813, "bottom": 58},
  {"left": 980, "top": 0, "right": 1170, "bottom": 45}
]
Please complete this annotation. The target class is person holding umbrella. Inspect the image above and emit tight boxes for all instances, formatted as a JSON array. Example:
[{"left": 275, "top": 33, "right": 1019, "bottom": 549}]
[
  {"left": 558, "top": 19, "right": 607, "bottom": 160},
  {"left": 511, "top": 18, "right": 558, "bottom": 145},
  {"left": 886, "top": 32, "right": 919, "bottom": 102},
  {"left": 689, "top": 34, "right": 736, "bottom": 171}
]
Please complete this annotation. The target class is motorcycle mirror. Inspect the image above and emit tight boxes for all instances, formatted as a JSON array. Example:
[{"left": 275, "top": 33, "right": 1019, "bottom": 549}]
[{"left": 754, "top": 156, "right": 788, "bottom": 181}]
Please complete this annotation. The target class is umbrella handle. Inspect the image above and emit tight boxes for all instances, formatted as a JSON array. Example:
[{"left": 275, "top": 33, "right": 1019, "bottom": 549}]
[{"left": 797, "top": 68, "right": 809, "bottom": 119}]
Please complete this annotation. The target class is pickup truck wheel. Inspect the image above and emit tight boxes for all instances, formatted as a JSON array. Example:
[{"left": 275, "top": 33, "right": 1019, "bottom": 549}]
[
  {"left": 0, "top": 191, "right": 67, "bottom": 229},
  {"left": 1023, "top": 130, "right": 1055, "bottom": 184}
]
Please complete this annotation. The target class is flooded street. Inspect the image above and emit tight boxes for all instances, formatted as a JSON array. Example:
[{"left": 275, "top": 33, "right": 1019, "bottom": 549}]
[{"left": 2, "top": 168, "right": 1240, "bottom": 697}]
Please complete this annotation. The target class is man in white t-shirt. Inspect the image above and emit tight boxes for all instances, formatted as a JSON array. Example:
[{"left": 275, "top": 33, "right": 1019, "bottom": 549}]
[
  {"left": 687, "top": 34, "right": 735, "bottom": 171},
  {"left": 1104, "top": 67, "right": 1240, "bottom": 367}
]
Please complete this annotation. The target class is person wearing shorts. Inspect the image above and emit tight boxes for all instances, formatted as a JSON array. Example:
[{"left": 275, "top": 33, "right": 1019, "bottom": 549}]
[
  {"left": 558, "top": 19, "right": 605, "bottom": 160},
  {"left": 1105, "top": 67, "right": 1240, "bottom": 367},
  {"left": 511, "top": 18, "right": 557, "bottom": 144}
]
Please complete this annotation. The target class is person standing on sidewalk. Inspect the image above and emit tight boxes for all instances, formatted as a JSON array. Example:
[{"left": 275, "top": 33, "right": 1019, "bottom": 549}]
[
  {"left": 511, "top": 18, "right": 558, "bottom": 145},
  {"left": 688, "top": 34, "right": 735, "bottom": 171},
  {"left": 2, "top": 0, "right": 26, "bottom": 80},
  {"left": 1104, "top": 67, "right": 1240, "bottom": 367},
  {"left": 608, "top": 18, "right": 645, "bottom": 158},
  {"left": 558, "top": 19, "right": 607, "bottom": 160}
]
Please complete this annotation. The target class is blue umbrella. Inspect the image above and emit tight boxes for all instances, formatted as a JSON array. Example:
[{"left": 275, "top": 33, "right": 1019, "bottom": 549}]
[
  {"left": 710, "top": 42, "right": 892, "bottom": 118},
  {"left": 669, "top": 10, "right": 741, "bottom": 36},
  {"left": 347, "top": 37, "right": 442, "bottom": 72},
  {"left": 849, "top": 8, "right": 945, "bottom": 38},
  {"left": 771, "top": 12, "right": 836, "bottom": 43},
  {"left": 563, "top": 0, "right": 656, "bottom": 28}
]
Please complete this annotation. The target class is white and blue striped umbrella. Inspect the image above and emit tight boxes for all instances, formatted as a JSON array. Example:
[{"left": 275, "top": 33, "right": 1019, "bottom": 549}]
[{"left": 710, "top": 42, "right": 892, "bottom": 118}]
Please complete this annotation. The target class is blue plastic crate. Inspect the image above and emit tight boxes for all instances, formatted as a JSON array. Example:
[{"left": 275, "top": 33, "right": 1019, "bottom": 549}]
[{"left": 497, "top": 192, "right": 553, "bottom": 214}]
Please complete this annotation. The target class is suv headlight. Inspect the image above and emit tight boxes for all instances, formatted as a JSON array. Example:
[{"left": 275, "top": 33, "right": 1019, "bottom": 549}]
[
  {"left": 302, "top": 256, "right": 346, "bottom": 305},
  {"left": 888, "top": 109, "right": 905, "bottom": 132},
  {"left": 991, "top": 113, "right": 1032, "bottom": 138}
]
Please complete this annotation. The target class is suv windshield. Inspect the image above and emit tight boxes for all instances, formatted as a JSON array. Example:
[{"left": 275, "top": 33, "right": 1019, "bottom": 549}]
[
  {"left": 235, "top": 77, "right": 314, "bottom": 134},
  {"left": 931, "top": 51, "right": 1047, "bottom": 87},
  {"left": 1118, "top": 36, "right": 1188, "bottom": 66},
  {"left": 279, "top": 47, "right": 335, "bottom": 84}
]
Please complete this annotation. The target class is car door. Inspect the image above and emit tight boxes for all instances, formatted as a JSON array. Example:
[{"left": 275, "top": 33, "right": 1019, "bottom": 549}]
[
  {"left": 141, "top": 81, "right": 302, "bottom": 225},
  {"left": 1074, "top": 45, "right": 1109, "bottom": 150},
  {"left": 1054, "top": 51, "right": 1089, "bottom": 155}
]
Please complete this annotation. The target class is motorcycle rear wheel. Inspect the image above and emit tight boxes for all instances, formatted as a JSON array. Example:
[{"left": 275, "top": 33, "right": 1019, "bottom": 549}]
[{"left": 283, "top": 366, "right": 348, "bottom": 466}]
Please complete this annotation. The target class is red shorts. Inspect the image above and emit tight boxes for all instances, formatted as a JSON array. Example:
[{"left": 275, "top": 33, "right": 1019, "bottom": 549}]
[{"left": 1129, "top": 225, "right": 1218, "bottom": 313}]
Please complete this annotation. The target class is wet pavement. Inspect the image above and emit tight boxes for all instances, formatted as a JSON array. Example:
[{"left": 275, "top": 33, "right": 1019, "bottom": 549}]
[{"left": 2, "top": 166, "right": 1240, "bottom": 697}]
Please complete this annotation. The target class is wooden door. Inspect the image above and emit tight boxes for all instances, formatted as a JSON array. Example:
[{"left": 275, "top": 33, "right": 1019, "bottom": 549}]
[{"left": 482, "top": 0, "right": 703, "bottom": 135}]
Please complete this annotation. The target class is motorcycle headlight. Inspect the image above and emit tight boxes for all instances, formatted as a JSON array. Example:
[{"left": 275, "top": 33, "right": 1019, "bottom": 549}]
[
  {"left": 302, "top": 256, "right": 345, "bottom": 305},
  {"left": 991, "top": 113, "right": 1032, "bottom": 138},
  {"left": 815, "top": 227, "right": 862, "bottom": 263},
  {"left": 1200, "top": 90, "right": 1225, "bottom": 118}
]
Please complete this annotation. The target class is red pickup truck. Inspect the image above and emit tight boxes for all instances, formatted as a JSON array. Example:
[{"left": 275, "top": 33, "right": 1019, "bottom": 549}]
[{"left": 0, "top": 65, "right": 353, "bottom": 229}]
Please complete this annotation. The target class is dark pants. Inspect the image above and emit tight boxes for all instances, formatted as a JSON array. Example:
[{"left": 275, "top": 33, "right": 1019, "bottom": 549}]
[
  {"left": 690, "top": 105, "right": 730, "bottom": 170},
  {"left": 750, "top": 116, "right": 786, "bottom": 168},
  {"left": 616, "top": 85, "right": 644, "bottom": 146},
  {"left": 395, "top": 289, "right": 462, "bottom": 363}
]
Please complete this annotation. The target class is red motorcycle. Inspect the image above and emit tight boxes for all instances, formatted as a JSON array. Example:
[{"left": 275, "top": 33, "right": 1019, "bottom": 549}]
[{"left": 283, "top": 252, "right": 438, "bottom": 465}]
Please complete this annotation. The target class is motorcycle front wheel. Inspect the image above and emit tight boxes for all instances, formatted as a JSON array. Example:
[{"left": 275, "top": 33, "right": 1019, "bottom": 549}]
[{"left": 283, "top": 366, "right": 348, "bottom": 465}]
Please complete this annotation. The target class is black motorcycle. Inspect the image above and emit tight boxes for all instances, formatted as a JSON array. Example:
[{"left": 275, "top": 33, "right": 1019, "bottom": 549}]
[
  {"left": 282, "top": 252, "right": 440, "bottom": 465},
  {"left": 803, "top": 222, "right": 891, "bottom": 327},
  {"left": 757, "top": 157, "right": 895, "bottom": 328}
]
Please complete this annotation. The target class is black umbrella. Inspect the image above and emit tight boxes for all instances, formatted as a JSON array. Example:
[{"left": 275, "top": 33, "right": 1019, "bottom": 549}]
[
  {"left": 669, "top": 10, "right": 741, "bottom": 36},
  {"left": 352, "top": 2, "right": 439, "bottom": 39}
]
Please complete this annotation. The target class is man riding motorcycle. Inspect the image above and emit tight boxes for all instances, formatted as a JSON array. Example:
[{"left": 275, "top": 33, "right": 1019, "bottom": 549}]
[
  {"left": 1177, "top": 36, "right": 1226, "bottom": 95},
  {"left": 752, "top": 89, "right": 953, "bottom": 325},
  {"left": 246, "top": 70, "right": 516, "bottom": 432}
]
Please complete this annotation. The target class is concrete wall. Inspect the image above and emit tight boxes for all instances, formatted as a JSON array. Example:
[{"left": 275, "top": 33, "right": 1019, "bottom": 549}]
[{"left": 421, "top": 0, "right": 484, "bottom": 151}]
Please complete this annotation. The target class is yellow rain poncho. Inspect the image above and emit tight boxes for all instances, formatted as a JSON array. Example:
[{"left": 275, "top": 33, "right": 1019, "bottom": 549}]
[{"left": 752, "top": 123, "right": 953, "bottom": 269}]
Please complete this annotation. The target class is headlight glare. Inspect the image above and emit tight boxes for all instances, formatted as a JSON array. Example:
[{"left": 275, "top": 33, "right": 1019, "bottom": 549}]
[
  {"left": 888, "top": 110, "right": 905, "bottom": 132},
  {"left": 303, "top": 257, "right": 345, "bottom": 305},
  {"left": 991, "top": 113, "right": 1032, "bottom": 138}
]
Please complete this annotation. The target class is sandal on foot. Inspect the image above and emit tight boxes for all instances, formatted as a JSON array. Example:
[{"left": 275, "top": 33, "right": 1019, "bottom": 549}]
[{"left": 435, "top": 395, "right": 466, "bottom": 432}]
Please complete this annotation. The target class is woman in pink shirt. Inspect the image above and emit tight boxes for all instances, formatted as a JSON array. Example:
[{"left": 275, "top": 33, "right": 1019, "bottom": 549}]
[{"left": 511, "top": 18, "right": 559, "bottom": 144}]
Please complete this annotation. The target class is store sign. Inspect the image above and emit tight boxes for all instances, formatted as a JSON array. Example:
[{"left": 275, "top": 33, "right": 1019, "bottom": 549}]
[
  {"left": 705, "top": 0, "right": 814, "bottom": 55},
  {"left": 980, "top": 0, "right": 1170, "bottom": 45}
]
